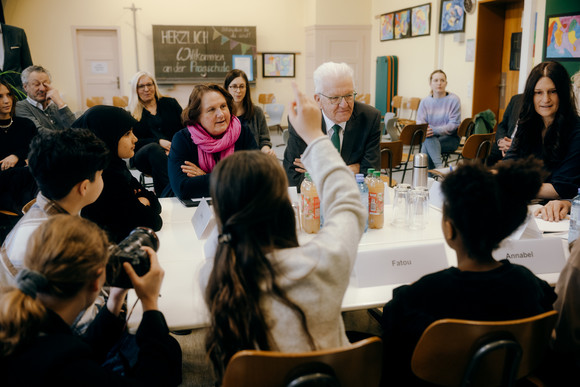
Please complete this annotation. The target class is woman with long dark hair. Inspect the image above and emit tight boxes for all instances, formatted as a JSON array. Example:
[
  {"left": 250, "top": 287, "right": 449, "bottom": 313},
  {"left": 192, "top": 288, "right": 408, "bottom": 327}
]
[
  {"left": 202, "top": 84, "right": 366, "bottom": 382},
  {"left": 504, "top": 61, "right": 580, "bottom": 199},
  {"left": 0, "top": 76, "right": 37, "bottom": 217},
  {"left": 223, "top": 69, "right": 275, "bottom": 156}
]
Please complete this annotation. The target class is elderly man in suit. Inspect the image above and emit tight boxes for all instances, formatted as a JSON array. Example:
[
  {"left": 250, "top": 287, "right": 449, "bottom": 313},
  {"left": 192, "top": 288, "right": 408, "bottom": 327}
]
[
  {"left": 0, "top": 23, "right": 32, "bottom": 91},
  {"left": 15, "top": 65, "right": 76, "bottom": 132},
  {"left": 283, "top": 61, "right": 381, "bottom": 188}
]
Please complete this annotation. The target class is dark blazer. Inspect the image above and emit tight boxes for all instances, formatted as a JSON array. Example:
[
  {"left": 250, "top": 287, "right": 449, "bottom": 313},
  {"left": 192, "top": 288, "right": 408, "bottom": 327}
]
[
  {"left": 168, "top": 125, "right": 258, "bottom": 199},
  {"left": 1, "top": 24, "right": 33, "bottom": 89},
  {"left": 283, "top": 101, "right": 381, "bottom": 188}
]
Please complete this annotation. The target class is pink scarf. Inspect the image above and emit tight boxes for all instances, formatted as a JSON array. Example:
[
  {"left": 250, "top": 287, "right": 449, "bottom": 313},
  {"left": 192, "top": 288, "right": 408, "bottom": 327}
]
[{"left": 187, "top": 116, "right": 241, "bottom": 173}]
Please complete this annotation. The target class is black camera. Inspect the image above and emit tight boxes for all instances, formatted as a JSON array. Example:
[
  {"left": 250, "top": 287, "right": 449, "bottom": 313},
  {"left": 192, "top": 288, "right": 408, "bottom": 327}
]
[{"left": 106, "top": 227, "right": 159, "bottom": 288}]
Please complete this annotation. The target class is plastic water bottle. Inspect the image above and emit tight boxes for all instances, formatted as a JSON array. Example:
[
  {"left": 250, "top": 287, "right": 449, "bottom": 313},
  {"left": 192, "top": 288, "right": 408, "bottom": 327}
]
[
  {"left": 356, "top": 173, "right": 369, "bottom": 233},
  {"left": 569, "top": 189, "right": 580, "bottom": 244}
]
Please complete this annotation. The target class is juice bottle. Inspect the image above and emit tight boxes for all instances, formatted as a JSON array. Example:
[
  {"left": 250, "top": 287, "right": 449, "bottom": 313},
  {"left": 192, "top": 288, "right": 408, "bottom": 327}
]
[
  {"left": 369, "top": 171, "right": 384, "bottom": 229},
  {"left": 301, "top": 172, "right": 320, "bottom": 234}
]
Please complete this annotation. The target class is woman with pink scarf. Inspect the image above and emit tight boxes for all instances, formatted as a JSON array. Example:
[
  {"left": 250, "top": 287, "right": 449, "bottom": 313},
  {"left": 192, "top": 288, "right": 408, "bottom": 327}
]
[{"left": 168, "top": 84, "right": 258, "bottom": 199}]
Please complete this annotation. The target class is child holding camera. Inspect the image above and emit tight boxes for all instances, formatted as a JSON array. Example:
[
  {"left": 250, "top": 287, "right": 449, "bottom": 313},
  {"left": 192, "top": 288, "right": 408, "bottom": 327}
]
[{"left": 0, "top": 215, "right": 182, "bottom": 385}]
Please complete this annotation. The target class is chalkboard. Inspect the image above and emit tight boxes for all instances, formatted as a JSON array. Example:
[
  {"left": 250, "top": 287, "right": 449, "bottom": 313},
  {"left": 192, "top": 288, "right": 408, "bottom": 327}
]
[{"left": 152, "top": 25, "right": 257, "bottom": 83}]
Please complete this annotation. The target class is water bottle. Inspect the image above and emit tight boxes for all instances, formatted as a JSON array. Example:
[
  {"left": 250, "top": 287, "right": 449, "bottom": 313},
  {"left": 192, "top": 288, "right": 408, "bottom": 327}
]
[
  {"left": 412, "top": 153, "right": 428, "bottom": 189},
  {"left": 569, "top": 189, "right": 580, "bottom": 244},
  {"left": 355, "top": 173, "right": 369, "bottom": 233}
]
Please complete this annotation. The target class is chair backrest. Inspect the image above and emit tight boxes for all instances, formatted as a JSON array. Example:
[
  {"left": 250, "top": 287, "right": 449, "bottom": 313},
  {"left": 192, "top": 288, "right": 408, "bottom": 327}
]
[
  {"left": 86, "top": 96, "right": 104, "bottom": 108},
  {"left": 406, "top": 97, "right": 421, "bottom": 120},
  {"left": 259, "top": 93, "right": 276, "bottom": 105},
  {"left": 462, "top": 132, "right": 495, "bottom": 162},
  {"left": 222, "top": 337, "right": 383, "bottom": 387},
  {"left": 391, "top": 95, "right": 403, "bottom": 110},
  {"left": 380, "top": 141, "right": 403, "bottom": 170},
  {"left": 399, "top": 123, "right": 428, "bottom": 147},
  {"left": 264, "top": 103, "right": 285, "bottom": 126},
  {"left": 113, "top": 95, "right": 128, "bottom": 108},
  {"left": 411, "top": 310, "right": 558, "bottom": 387},
  {"left": 457, "top": 117, "right": 474, "bottom": 138},
  {"left": 380, "top": 141, "right": 403, "bottom": 187},
  {"left": 355, "top": 93, "right": 371, "bottom": 104}
]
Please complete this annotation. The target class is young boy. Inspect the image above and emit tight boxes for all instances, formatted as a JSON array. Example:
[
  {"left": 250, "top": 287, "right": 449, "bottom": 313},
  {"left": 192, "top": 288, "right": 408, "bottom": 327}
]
[{"left": 1, "top": 128, "right": 109, "bottom": 285}]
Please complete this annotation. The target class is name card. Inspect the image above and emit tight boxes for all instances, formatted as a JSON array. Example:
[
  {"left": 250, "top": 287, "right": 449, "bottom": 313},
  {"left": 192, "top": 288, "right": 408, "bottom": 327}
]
[
  {"left": 492, "top": 238, "right": 566, "bottom": 275},
  {"left": 191, "top": 198, "right": 216, "bottom": 239},
  {"left": 352, "top": 242, "right": 449, "bottom": 287}
]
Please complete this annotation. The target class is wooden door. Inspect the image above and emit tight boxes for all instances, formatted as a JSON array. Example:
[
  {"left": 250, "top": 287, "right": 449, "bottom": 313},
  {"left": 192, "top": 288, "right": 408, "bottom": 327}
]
[
  {"left": 473, "top": 0, "right": 524, "bottom": 124},
  {"left": 74, "top": 28, "right": 122, "bottom": 109},
  {"left": 499, "top": 1, "right": 524, "bottom": 121}
]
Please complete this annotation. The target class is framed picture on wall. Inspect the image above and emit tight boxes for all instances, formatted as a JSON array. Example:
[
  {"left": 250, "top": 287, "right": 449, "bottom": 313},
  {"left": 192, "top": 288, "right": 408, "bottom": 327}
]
[
  {"left": 232, "top": 55, "right": 254, "bottom": 81},
  {"left": 545, "top": 12, "right": 580, "bottom": 60},
  {"left": 439, "top": 0, "right": 465, "bottom": 33},
  {"left": 380, "top": 13, "right": 395, "bottom": 41},
  {"left": 262, "top": 53, "right": 295, "bottom": 78},
  {"left": 394, "top": 9, "right": 411, "bottom": 39},
  {"left": 411, "top": 4, "right": 431, "bottom": 37}
]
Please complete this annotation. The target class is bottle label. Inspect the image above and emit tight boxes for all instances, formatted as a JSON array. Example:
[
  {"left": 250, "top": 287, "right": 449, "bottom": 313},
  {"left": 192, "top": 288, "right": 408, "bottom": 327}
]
[
  {"left": 369, "top": 192, "right": 383, "bottom": 215},
  {"left": 302, "top": 195, "right": 320, "bottom": 220}
]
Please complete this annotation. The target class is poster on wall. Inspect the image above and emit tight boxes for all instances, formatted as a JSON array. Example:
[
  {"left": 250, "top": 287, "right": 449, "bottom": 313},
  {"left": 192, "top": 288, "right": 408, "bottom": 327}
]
[
  {"left": 545, "top": 12, "right": 580, "bottom": 60},
  {"left": 395, "top": 9, "right": 411, "bottom": 39},
  {"left": 439, "top": 0, "right": 465, "bottom": 33},
  {"left": 380, "top": 13, "right": 394, "bottom": 41},
  {"left": 411, "top": 4, "right": 431, "bottom": 37}
]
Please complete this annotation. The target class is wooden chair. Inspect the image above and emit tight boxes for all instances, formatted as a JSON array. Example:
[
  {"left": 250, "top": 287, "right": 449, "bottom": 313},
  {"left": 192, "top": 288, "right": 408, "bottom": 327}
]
[
  {"left": 355, "top": 93, "right": 371, "bottom": 104},
  {"left": 461, "top": 132, "right": 495, "bottom": 164},
  {"left": 113, "top": 95, "right": 129, "bottom": 108},
  {"left": 86, "top": 96, "right": 104, "bottom": 108},
  {"left": 392, "top": 96, "right": 420, "bottom": 127},
  {"left": 380, "top": 140, "right": 403, "bottom": 187},
  {"left": 258, "top": 93, "right": 276, "bottom": 106},
  {"left": 222, "top": 337, "right": 383, "bottom": 387},
  {"left": 411, "top": 310, "right": 558, "bottom": 387},
  {"left": 442, "top": 117, "right": 475, "bottom": 166},
  {"left": 398, "top": 123, "right": 428, "bottom": 182}
]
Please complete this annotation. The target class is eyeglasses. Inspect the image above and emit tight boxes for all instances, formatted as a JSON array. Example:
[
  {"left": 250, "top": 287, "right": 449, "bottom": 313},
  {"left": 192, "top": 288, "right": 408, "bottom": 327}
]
[
  {"left": 137, "top": 83, "right": 154, "bottom": 90},
  {"left": 319, "top": 92, "right": 357, "bottom": 105},
  {"left": 228, "top": 84, "right": 246, "bottom": 91}
]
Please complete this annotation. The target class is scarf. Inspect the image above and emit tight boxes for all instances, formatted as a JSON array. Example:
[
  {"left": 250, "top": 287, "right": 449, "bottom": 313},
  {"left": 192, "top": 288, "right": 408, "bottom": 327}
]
[{"left": 187, "top": 115, "right": 241, "bottom": 173}]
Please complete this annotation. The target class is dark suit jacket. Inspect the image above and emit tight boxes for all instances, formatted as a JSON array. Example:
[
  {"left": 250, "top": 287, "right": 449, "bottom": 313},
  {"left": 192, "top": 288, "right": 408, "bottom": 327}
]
[
  {"left": 283, "top": 101, "right": 381, "bottom": 187},
  {"left": 1, "top": 24, "right": 33, "bottom": 90}
]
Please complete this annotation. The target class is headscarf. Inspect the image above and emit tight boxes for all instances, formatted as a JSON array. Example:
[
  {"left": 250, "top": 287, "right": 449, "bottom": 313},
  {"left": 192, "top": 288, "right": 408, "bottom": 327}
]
[
  {"left": 72, "top": 105, "right": 138, "bottom": 157},
  {"left": 187, "top": 115, "right": 241, "bottom": 173}
]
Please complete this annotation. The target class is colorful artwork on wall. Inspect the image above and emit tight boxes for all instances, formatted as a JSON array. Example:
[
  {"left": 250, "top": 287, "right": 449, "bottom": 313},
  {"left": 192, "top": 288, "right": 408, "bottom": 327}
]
[{"left": 545, "top": 13, "right": 580, "bottom": 60}]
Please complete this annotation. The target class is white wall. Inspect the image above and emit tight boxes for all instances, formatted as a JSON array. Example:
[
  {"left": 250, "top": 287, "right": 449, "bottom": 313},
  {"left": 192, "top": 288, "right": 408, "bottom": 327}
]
[
  {"left": 4, "top": 0, "right": 547, "bottom": 119},
  {"left": 370, "top": 0, "right": 547, "bottom": 118},
  {"left": 4, "top": 0, "right": 308, "bottom": 117}
]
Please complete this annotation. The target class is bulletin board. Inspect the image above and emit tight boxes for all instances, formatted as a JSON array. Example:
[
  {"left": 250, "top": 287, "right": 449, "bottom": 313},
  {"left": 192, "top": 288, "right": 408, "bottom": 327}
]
[{"left": 152, "top": 25, "right": 257, "bottom": 83}]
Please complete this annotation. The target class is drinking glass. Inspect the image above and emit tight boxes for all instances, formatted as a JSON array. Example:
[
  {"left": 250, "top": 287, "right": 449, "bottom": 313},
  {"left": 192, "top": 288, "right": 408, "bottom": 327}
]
[
  {"left": 408, "top": 187, "right": 430, "bottom": 230},
  {"left": 392, "top": 183, "right": 411, "bottom": 226}
]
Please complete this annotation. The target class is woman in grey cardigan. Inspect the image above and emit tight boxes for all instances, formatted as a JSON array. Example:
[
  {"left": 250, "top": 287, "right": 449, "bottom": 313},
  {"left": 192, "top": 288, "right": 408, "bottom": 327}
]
[{"left": 224, "top": 69, "right": 276, "bottom": 156}]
